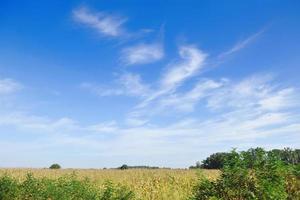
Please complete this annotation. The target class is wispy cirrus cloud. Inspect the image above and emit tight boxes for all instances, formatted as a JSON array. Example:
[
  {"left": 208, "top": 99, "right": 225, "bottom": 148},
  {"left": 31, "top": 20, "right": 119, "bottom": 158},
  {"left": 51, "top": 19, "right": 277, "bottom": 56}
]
[
  {"left": 79, "top": 45, "right": 208, "bottom": 126},
  {"left": 0, "top": 112, "right": 78, "bottom": 133},
  {"left": 81, "top": 73, "right": 150, "bottom": 98},
  {"left": 87, "top": 121, "right": 119, "bottom": 133},
  {"left": 259, "top": 88, "right": 298, "bottom": 111},
  {"left": 126, "top": 72, "right": 300, "bottom": 129},
  {"left": 121, "top": 43, "right": 164, "bottom": 65},
  {"left": 122, "top": 45, "right": 211, "bottom": 125},
  {"left": 0, "top": 78, "right": 22, "bottom": 95},
  {"left": 158, "top": 79, "right": 223, "bottom": 112},
  {"left": 73, "top": 6, "right": 127, "bottom": 37},
  {"left": 81, "top": 45, "right": 208, "bottom": 106},
  {"left": 161, "top": 45, "right": 207, "bottom": 90},
  {"left": 80, "top": 82, "right": 124, "bottom": 96},
  {"left": 206, "top": 74, "right": 299, "bottom": 111},
  {"left": 136, "top": 45, "right": 207, "bottom": 109}
]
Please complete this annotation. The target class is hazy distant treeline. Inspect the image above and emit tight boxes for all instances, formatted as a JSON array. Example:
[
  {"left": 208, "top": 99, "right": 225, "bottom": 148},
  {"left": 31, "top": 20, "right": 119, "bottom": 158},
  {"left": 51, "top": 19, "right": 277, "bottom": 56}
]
[{"left": 117, "top": 164, "right": 161, "bottom": 170}]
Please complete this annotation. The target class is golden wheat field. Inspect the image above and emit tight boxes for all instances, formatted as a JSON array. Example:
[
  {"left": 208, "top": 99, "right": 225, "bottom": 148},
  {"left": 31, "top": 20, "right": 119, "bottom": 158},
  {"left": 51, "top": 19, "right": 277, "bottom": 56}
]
[{"left": 0, "top": 168, "right": 219, "bottom": 200}]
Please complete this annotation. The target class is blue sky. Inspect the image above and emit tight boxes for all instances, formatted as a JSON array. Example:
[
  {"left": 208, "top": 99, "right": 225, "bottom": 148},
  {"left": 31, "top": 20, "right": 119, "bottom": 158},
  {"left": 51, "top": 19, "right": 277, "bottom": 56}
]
[{"left": 0, "top": 0, "right": 300, "bottom": 168}]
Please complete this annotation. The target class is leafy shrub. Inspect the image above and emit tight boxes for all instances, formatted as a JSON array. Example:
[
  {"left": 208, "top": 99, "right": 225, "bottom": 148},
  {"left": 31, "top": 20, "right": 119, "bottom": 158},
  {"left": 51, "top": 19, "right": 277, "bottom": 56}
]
[
  {"left": 0, "top": 174, "right": 134, "bottom": 200},
  {"left": 190, "top": 148, "right": 300, "bottom": 200},
  {"left": 49, "top": 163, "right": 61, "bottom": 169}
]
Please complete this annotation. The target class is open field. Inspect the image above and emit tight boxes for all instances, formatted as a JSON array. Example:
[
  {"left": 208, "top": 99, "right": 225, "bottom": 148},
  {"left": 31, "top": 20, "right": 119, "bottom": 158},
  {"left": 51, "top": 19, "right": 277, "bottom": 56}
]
[{"left": 0, "top": 168, "right": 219, "bottom": 200}]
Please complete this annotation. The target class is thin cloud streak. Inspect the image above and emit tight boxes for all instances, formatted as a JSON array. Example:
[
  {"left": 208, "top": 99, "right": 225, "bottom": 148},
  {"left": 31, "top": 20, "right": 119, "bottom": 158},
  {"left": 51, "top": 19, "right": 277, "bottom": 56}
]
[{"left": 218, "top": 28, "right": 266, "bottom": 59}]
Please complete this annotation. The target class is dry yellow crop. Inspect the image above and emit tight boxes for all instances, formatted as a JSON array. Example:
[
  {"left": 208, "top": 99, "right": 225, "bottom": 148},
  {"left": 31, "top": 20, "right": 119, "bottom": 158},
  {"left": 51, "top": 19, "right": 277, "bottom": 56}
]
[{"left": 0, "top": 168, "right": 219, "bottom": 200}]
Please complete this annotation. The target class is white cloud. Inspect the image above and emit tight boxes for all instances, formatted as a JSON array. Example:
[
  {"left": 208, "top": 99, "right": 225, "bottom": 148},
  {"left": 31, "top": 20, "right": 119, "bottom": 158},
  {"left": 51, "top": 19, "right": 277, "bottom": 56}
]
[
  {"left": 73, "top": 7, "right": 127, "bottom": 37},
  {"left": 121, "top": 43, "right": 164, "bottom": 65},
  {"left": 0, "top": 78, "right": 22, "bottom": 95}
]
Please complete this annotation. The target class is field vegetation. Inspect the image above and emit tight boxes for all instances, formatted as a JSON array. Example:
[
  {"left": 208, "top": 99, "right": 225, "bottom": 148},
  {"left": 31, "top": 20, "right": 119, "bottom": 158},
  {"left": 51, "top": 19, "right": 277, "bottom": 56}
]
[{"left": 0, "top": 168, "right": 218, "bottom": 200}]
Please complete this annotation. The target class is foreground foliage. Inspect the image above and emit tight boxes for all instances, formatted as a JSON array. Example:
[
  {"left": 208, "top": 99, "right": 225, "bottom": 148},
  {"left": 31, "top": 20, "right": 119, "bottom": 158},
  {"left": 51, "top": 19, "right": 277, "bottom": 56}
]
[
  {"left": 0, "top": 174, "right": 134, "bottom": 200},
  {"left": 190, "top": 148, "right": 300, "bottom": 200}
]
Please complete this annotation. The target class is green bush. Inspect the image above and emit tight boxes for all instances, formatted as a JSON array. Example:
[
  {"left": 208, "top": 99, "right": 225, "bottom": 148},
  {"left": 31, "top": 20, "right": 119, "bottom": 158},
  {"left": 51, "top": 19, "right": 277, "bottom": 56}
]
[
  {"left": 0, "top": 174, "right": 134, "bottom": 200},
  {"left": 190, "top": 148, "right": 300, "bottom": 200}
]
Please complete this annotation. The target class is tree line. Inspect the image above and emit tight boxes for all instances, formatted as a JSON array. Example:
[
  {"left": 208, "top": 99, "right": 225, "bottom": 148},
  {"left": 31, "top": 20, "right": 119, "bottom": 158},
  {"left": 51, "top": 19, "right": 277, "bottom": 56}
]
[{"left": 190, "top": 147, "right": 300, "bottom": 169}]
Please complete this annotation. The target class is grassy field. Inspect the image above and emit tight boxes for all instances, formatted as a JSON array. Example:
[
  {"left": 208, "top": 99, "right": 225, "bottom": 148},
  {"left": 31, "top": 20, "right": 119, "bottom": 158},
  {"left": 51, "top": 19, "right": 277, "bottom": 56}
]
[{"left": 0, "top": 168, "right": 219, "bottom": 200}]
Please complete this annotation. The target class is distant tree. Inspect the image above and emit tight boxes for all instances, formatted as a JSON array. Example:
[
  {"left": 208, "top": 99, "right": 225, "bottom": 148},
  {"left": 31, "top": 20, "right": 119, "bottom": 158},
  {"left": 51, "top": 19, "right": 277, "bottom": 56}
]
[
  {"left": 49, "top": 163, "right": 61, "bottom": 169},
  {"left": 119, "top": 164, "right": 129, "bottom": 170}
]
